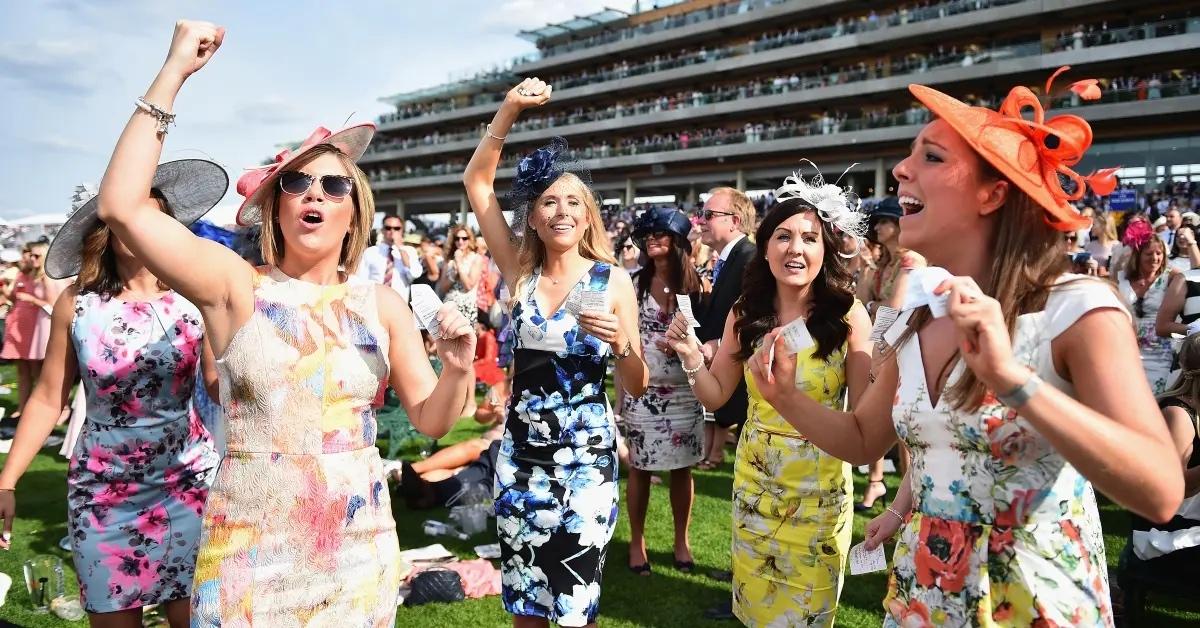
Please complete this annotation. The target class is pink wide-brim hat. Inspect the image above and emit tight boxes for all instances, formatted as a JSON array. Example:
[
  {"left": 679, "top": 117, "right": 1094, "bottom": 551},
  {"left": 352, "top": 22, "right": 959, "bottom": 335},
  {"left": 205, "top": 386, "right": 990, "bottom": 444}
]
[{"left": 234, "top": 123, "right": 375, "bottom": 226}]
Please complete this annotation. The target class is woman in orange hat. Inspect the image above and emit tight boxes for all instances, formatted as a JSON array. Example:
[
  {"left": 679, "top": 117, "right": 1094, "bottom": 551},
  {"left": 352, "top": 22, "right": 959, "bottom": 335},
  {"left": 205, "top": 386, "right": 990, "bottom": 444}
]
[
  {"left": 746, "top": 68, "right": 1184, "bottom": 626},
  {"left": 93, "top": 20, "right": 477, "bottom": 626}
]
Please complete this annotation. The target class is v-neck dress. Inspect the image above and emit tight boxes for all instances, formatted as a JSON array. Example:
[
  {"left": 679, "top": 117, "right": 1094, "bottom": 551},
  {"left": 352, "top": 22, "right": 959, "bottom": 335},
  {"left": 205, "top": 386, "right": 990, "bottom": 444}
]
[
  {"left": 493, "top": 262, "right": 618, "bottom": 627},
  {"left": 881, "top": 275, "right": 1118, "bottom": 627}
]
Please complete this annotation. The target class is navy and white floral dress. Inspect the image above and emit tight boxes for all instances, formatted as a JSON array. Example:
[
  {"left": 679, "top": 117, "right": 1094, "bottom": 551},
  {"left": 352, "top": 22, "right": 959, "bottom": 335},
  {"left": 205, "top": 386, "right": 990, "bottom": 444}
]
[{"left": 494, "top": 262, "right": 618, "bottom": 627}]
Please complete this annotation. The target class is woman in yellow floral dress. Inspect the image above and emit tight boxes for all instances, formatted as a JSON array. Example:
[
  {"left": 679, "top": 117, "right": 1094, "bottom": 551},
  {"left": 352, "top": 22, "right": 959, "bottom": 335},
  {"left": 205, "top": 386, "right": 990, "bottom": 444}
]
[{"left": 670, "top": 170, "right": 873, "bottom": 626}]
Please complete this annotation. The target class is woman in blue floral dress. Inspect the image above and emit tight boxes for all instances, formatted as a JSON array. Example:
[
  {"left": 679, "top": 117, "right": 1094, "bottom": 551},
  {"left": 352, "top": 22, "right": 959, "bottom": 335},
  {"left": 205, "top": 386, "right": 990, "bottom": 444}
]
[
  {"left": 0, "top": 161, "right": 224, "bottom": 624},
  {"left": 465, "top": 78, "right": 648, "bottom": 627}
]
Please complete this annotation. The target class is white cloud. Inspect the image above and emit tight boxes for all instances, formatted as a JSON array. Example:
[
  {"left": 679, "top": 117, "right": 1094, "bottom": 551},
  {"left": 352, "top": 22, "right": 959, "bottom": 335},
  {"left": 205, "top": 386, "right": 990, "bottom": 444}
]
[
  {"left": 0, "top": 40, "right": 105, "bottom": 96},
  {"left": 22, "top": 134, "right": 99, "bottom": 155}
]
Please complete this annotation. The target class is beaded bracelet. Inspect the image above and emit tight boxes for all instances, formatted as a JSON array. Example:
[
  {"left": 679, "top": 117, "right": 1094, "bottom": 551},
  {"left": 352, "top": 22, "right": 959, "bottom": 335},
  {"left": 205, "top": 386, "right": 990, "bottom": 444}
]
[
  {"left": 484, "top": 124, "right": 507, "bottom": 142},
  {"left": 135, "top": 97, "right": 176, "bottom": 135}
]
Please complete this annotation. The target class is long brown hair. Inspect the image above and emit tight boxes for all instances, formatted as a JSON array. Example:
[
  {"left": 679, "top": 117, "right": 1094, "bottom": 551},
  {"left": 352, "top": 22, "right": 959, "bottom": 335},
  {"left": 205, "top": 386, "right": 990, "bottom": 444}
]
[
  {"left": 733, "top": 199, "right": 856, "bottom": 362},
  {"left": 1124, "top": 237, "right": 1167, "bottom": 282},
  {"left": 510, "top": 173, "right": 616, "bottom": 303},
  {"left": 78, "top": 190, "right": 172, "bottom": 298},
  {"left": 258, "top": 144, "right": 374, "bottom": 274},
  {"left": 889, "top": 177, "right": 1074, "bottom": 412},
  {"left": 636, "top": 234, "right": 701, "bottom": 302}
]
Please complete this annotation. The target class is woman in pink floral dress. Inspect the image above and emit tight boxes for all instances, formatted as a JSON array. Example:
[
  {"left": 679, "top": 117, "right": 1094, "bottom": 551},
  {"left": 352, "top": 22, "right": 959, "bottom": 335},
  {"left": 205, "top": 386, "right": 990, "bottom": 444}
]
[
  {"left": 746, "top": 69, "right": 1185, "bottom": 626},
  {"left": 0, "top": 159, "right": 225, "bottom": 625}
]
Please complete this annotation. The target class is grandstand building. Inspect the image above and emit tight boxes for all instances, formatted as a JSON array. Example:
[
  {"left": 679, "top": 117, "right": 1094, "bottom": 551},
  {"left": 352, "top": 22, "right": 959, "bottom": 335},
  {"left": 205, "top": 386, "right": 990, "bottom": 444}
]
[{"left": 360, "top": 0, "right": 1200, "bottom": 219}]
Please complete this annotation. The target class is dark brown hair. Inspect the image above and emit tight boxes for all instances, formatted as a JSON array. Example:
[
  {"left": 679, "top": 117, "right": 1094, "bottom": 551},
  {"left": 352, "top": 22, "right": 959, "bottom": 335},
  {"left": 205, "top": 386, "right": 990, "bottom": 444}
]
[
  {"left": 635, "top": 233, "right": 701, "bottom": 302},
  {"left": 733, "top": 198, "right": 855, "bottom": 362}
]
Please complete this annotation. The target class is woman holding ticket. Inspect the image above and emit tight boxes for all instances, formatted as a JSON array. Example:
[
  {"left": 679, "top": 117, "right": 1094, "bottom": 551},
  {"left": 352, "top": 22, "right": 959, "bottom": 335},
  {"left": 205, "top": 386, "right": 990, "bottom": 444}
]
[
  {"left": 747, "top": 69, "right": 1184, "bottom": 627},
  {"left": 464, "top": 78, "right": 648, "bottom": 628},
  {"left": 667, "top": 169, "right": 873, "bottom": 626},
  {"left": 93, "top": 21, "right": 478, "bottom": 625}
]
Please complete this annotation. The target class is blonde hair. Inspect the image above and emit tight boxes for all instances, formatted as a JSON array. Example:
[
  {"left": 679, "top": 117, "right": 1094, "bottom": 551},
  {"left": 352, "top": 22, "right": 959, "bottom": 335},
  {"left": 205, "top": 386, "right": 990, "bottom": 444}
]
[
  {"left": 445, "top": 224, "right": 478, "bottom": 256},
  {"left": 707, "top": 187, "right": 756, "bottom": 235},
  {"left": 1160, "top": 334, "right": 1200, "bottom": 435},
  {"left": 27, "top": 242, "right": 48, "bottom": 281},
  {"left": 1091, "top": 210, "right": 1118, "bottom": 246},
  {"left": 511, "top": 173, "right": 616, "bottom": 303},
  {"left": 258, "top": 145, "right": 374, "bottom": 274}
]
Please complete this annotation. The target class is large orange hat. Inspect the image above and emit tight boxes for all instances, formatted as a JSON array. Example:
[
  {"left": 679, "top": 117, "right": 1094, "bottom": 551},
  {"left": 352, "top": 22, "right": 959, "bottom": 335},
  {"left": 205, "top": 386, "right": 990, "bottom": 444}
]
[{"left": 908, "top": 67, "right": 1118, "bottom": 232}]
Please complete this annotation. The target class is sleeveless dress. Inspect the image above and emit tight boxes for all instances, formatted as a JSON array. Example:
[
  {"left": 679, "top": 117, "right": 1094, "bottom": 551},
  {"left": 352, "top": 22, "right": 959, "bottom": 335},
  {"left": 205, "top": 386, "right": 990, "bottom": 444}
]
[
  {"left": 67, "top": 291, "right": 217, "bottom": 612},
  {"left": 192, "top": 268, "right": 400, "bottom": 627},
  {"left": 621, "top": 294, "right": 703, "bottom": 471},
  {"left": 882, "top": 276, "right": 1118, "bottom": 627},
  {"left": 733, "top": 339, "right": 853, "bottom": 627},
  {"left": 0, "top": 272, "right": 55, "bottom": 360},
  {"left": 444, "top": 254, "right": 480, "bottom": 325},
  {"left": 493, "top": 262, "right": 618, "bottom": 627},
  {"left": 1117, "top": 271, "right": 1173, "bottom": 393}
]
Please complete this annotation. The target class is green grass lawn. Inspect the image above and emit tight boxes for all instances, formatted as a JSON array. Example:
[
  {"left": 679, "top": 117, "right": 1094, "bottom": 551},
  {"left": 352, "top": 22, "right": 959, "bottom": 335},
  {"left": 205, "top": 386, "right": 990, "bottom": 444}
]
[{"left": 0, "top": 372, "right": 1197, "bottom": 626}]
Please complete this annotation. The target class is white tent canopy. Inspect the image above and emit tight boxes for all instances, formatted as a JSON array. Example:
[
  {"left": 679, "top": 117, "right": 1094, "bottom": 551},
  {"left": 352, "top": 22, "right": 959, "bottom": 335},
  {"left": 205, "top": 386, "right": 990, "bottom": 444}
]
[{"left": 9, "top": 213, "right": 67, "bottom": 226}]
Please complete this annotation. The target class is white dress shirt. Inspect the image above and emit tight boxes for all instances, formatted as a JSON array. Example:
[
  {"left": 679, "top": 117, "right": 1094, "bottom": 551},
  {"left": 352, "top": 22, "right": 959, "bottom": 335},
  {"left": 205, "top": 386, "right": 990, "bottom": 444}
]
[{"left": 357, "top": 243, "right": 423, "bottom": 300}]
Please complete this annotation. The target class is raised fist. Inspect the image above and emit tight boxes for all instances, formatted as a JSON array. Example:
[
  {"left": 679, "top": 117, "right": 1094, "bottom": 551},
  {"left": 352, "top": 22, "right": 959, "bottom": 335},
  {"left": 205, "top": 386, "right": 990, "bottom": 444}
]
[
  {"left": 504, "top": 77, "right": 553, "bottom": 110},
  {"left": 162, "top": 19, "right": 224, "bottom": 79}
]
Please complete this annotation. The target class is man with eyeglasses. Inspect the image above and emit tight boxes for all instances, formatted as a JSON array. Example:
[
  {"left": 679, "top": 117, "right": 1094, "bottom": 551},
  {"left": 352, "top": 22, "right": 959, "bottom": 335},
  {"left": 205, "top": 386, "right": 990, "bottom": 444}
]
[
  {"left": 694, "top": 186, "right": 756, "bottom": 619},
  {"left": 356, "top": 215, "right": 423, "bottom": 301}
]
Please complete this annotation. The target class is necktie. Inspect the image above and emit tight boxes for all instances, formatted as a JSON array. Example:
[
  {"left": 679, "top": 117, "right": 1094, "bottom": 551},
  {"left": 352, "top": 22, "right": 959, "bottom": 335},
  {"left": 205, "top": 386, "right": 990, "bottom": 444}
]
[
  {"left": 713, "top": 258, "right": 725, "bottom": 283},
  {"left": 383, "top": 248, "right": 395, "bottom": 287}
]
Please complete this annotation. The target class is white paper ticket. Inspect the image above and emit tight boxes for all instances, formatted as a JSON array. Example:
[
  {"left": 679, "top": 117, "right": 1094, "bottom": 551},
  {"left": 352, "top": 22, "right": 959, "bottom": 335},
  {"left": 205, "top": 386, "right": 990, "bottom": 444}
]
[
  {"left": 779, "top": 318, "right": 815, "bottom": 355},
  {"left": 580, "top": 290, "right": 608, "bottom": 314},
  {"left": 409, "top": 284, "right": 443, "bottom": 339},
  {"left": 901, "top": 267, "right": 953, "bottom": 318},
  {"left": 848, "top": 541, "right": 888, "bottom": 575},
  {"left": 868, "top": 306, "right": 900, "bottom": 343},
  {"left": 564, "top": 288, "right": 584, "bottom": 317},
  {"left": 676, "top": 295, "right": 700, "bottom": 328}
]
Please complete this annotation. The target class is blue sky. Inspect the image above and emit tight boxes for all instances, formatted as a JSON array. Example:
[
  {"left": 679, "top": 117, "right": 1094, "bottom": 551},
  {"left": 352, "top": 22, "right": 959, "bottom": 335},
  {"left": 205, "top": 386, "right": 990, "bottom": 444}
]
[{"left": 1, "top": 0, "right": 628, "bottom": 221}]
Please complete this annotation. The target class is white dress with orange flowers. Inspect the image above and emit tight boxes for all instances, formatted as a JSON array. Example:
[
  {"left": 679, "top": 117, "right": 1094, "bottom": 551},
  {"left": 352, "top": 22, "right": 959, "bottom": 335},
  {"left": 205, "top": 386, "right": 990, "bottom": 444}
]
[{"left": 882, "top": 275, "right": 1115, "bottom": 627}]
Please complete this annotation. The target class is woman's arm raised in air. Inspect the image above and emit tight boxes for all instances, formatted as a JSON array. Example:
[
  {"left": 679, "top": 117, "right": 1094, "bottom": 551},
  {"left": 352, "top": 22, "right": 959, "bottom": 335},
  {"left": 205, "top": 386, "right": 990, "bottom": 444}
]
[
  {"left": 95, "top": 21, "right": 251, "bottom": 323},
  {"left": 462, "top": 78, "right": 553, "bottom": 283}
]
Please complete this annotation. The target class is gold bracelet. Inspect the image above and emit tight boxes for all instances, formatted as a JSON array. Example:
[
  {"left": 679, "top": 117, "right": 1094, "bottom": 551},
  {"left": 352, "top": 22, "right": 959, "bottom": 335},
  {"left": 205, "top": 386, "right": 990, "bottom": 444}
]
[
  {"left": 885, "top": 506, "right": 905, "bottom": 524},
  {"left": 484, "top": 124, "right": 507, "bottom": 141}
]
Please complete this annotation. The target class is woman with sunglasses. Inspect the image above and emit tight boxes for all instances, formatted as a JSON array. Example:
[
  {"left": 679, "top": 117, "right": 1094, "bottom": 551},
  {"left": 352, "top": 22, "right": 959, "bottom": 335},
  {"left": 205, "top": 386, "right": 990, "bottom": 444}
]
[
  {"left": 440, "top": 225, "right": 483, "bottom": 324},
  {"left": 666, "top": 178, "right": 872, "bottom": 626},
  {"left": 1119, "top": 218, "right": 1178, "bottom": 394},
  {"left": 745, "top": 70, "right": 1183, "bottom": 626},
  {"left": 0, "top": 242, "right": 68, "bottom": 421},
  {"left": 622, "top": 207, "right": 705, "bottom": 577},
  {"left": 93, "top": 21, "right": 476, "bottom": 625},
  {"left": 464, "top": 78, "right": 648, "bottom": 628}
]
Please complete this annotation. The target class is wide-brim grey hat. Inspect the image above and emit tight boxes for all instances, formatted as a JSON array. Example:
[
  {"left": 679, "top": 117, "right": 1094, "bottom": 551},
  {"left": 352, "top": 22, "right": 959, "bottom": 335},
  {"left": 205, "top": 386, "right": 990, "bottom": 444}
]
[{"left": 46, "top": 159, "right": 228, "bottom": 279}]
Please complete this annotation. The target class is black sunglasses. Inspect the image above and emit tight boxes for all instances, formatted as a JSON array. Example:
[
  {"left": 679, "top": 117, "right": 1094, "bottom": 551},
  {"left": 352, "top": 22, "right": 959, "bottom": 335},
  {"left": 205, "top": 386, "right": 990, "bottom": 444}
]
[
  {"left": 381, "top": 225, "right": 403, "bottom": 232},
  {"left": 454, "top": 236, "right": 471, "bottom": 242},
  {"left": 696, "top": 209, "right": 735, "bottom": 221},
  {"left": 621, "top": 243, "right": 635, "bottom": 251},
  {"left": 279, "top": 171, "right": 354, "bottom": 200}
]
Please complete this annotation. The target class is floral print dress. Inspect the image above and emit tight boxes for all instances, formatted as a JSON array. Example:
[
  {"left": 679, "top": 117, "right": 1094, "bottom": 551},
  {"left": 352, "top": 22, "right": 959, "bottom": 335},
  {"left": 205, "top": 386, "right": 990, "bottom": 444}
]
[
  {"left": 192, "top": 268, "right": 399, "bottom": 627},
  {"left": 1117, "top": 271, "right": 1173, "bottom": 394},
  {"left": 882, "top": 276, "right": 1118, "bottom": 627},
  {"left": 733, "top": 339, "right": 853, "bottom": 627},
  {"left": 621, "top": 294, "right": 703, "bottom": 471},
  {"left": 494, "top": 262, "right": 618, "bottom": 627},
  {"left": 67, "top": 290, "right": 217, "bottom": 613}
]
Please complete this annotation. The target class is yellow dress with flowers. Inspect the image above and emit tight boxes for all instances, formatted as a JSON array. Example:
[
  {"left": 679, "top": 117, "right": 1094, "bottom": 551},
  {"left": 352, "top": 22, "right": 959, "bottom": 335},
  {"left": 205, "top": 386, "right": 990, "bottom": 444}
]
[
  {"left": 191, "top": 267, "right": 400, "bottom": 627},
  {"left": 732, "top": 340, "right": 853, "bottom": 627}
]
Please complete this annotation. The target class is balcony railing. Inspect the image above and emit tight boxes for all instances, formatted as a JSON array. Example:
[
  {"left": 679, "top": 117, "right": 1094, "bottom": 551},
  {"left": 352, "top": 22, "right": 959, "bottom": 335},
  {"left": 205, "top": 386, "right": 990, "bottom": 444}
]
[
  {"left": 364, "top": 17, "right": 1194, "bottom": 161},
  {"left": 366, "top": 79, "right": 1198, "bottom": 184},
  {"left": 375, "top": 0, "right": 1026, "bottom": 125}
]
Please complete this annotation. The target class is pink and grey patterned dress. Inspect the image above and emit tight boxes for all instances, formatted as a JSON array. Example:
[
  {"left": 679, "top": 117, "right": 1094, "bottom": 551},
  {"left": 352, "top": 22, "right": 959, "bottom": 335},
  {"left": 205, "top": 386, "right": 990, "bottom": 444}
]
[{"left": 67, "top": 290, "right": 217, "bottom": 613}]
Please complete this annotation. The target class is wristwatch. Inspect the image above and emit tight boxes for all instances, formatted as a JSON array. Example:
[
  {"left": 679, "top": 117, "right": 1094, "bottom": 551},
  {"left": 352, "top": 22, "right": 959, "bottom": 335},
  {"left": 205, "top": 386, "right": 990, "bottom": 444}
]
[{"left": 614, "top": 339, "right": 634, "bottom": 360}]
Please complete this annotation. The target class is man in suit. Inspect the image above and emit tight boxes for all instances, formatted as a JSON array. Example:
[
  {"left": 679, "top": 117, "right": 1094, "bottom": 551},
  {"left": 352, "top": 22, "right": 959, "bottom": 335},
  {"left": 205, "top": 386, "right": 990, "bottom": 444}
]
[
  {"left": 696, "top": 187, "right": 757, "bottom": 620},
  {"left": 696, "top": 187, "right": 757, "bottom": 468}
]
